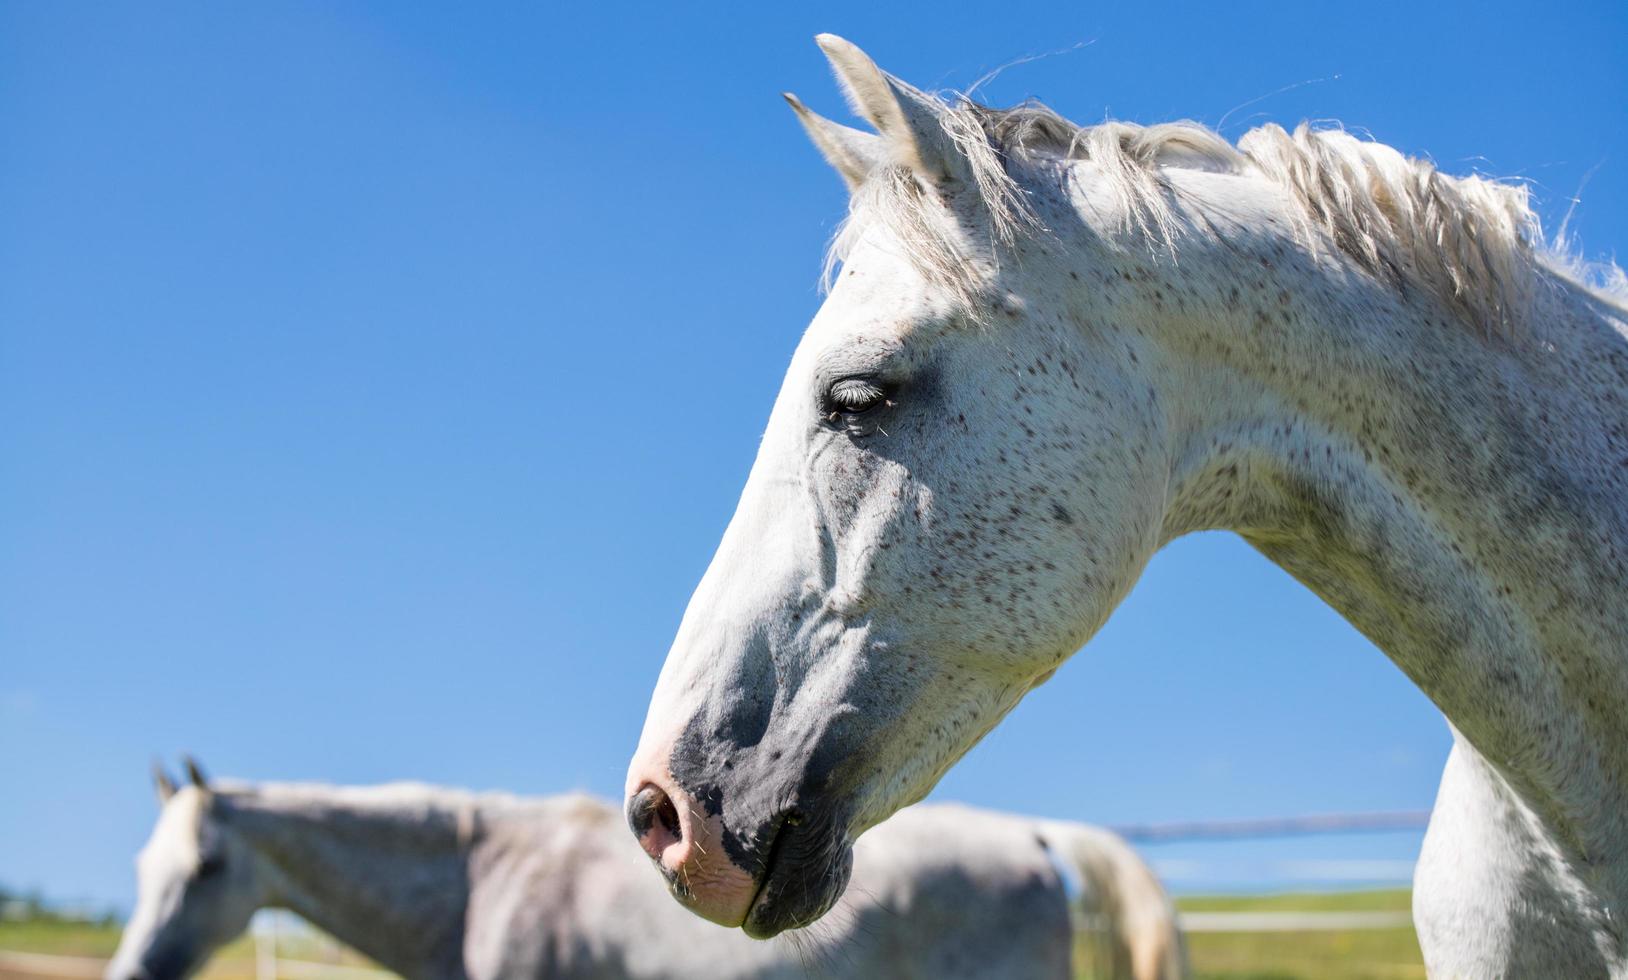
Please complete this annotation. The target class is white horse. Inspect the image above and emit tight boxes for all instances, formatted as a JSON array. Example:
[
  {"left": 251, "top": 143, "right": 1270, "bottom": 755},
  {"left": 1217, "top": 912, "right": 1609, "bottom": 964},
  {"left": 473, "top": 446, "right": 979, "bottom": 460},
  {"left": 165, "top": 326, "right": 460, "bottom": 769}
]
[
  {"left": 625, "top": 33, "right": 1628, "bottom": 977},
  {"left": 107, "top": 760, "right": 1183, "bottom": 980}
]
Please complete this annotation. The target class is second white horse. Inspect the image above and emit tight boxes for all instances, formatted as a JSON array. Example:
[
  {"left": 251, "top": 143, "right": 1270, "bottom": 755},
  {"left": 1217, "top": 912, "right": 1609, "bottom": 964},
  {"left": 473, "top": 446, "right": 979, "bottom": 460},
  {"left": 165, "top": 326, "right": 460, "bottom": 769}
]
[{"left": 107, "top": 761, "right": 1182, "bottom": 980}]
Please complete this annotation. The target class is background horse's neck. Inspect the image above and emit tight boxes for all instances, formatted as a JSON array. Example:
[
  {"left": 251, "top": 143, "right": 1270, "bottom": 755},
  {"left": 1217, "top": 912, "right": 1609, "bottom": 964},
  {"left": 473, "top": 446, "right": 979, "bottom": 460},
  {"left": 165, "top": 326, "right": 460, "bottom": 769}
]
[
  {"left": 219, "top": 783, "right": 476, "bottom": 978},
  {"left": 1147, "top": 203, "right": 1628, "bottom": 895}
]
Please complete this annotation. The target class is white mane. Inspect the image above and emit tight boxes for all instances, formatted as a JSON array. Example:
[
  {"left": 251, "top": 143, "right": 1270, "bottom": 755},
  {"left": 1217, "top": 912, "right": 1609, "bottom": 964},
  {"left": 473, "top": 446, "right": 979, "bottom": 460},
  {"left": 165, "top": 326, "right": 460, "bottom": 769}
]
[{"left": 831, "top": 95, "right": 1625, "bottom": 337}]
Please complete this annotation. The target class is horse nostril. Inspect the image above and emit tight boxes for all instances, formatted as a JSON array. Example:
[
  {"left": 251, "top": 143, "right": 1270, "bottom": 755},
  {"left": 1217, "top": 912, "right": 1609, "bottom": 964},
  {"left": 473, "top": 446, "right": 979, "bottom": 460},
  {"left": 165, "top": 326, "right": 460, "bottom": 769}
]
[{"left": 628, "top": 784, "right": 683, "bottom": 861}]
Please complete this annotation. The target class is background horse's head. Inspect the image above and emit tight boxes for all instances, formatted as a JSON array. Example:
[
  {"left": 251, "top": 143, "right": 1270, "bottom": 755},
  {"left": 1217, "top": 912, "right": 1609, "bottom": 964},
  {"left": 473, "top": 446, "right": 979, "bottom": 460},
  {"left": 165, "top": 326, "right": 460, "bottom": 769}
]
[
  {"left": 627, "top": 36, "right": 1182, "bottom": 937},
  {"left": 107, "top": 760, "right": 272, "bottom": 980}
]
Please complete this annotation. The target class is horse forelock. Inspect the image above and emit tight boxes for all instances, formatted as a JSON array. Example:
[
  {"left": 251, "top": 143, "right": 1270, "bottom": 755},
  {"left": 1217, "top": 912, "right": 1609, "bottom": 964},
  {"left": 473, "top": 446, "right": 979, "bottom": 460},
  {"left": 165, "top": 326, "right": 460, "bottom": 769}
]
[
  {"left": 824, "top": 90, "right": 1625, "bottom": 338},
  {"left": 142, "top": 786, "right": 213, "bottom": 872}
]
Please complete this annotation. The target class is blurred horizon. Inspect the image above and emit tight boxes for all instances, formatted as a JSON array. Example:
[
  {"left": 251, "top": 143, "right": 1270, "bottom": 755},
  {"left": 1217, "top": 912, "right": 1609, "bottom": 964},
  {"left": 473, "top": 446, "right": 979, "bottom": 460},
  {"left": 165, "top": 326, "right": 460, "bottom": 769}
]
[{"left": 3, "top": 1, "right": 1623, "bottom": 913}]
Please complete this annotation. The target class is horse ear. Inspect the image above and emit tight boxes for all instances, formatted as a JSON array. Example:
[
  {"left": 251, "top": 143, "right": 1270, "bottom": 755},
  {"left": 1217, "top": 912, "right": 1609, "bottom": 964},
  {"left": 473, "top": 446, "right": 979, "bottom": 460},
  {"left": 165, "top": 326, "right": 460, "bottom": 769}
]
[
  {"left": 153, "top": 760, "right": 177, "bottom": 804},
  {"left": 182, "top": 754, "right": 209, "bottom": 791},
  {"left": 813, "top": 34, "right": 959, "bottom": 182},
  {"left": 783, "top": 92, "right": 884, "bottom": 191}
]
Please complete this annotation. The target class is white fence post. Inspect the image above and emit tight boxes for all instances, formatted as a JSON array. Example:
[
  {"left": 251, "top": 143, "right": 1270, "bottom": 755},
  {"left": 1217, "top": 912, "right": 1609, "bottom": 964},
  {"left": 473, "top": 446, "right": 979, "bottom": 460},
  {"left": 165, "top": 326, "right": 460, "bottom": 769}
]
[{"left": 253, "top": 909, "right": 279, "bottom": 980}]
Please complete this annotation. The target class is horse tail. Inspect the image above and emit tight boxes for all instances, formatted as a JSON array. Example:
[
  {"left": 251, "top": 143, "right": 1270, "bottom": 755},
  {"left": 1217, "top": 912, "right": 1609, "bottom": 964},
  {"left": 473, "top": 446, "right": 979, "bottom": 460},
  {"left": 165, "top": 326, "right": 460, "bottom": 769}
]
[{"left": 1036, "top": 820, "right": 1188, "bottom": 980}]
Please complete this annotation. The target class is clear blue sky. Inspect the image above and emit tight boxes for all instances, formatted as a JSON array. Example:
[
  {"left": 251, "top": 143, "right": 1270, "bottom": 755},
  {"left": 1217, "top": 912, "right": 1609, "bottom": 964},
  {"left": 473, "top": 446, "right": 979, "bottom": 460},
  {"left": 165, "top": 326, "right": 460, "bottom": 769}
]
[{"left": 2, "top": 2, "right": 1623, "bottom": 910}]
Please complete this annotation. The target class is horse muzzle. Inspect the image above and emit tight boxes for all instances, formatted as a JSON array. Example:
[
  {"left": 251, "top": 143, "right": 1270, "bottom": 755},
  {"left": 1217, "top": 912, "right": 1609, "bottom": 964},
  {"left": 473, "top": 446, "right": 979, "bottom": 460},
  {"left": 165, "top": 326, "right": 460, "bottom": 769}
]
[{"left": 625, "top": 750, "right": 853, "bottom": 936}]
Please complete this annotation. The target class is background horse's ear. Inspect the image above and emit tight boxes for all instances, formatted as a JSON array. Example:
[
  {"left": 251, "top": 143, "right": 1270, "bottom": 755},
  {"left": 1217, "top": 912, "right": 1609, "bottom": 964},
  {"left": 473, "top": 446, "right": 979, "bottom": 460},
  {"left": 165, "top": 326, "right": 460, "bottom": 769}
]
[
  {"left": 182, "top": 754, "right": 209, "bottom": 791},
  {"left": 153, "top": 759, "right": 177, "bottom": 804},
  {"left": 813, "top": 34, "right": 961, "bottom": 182},
  {"left": 783, "top": 93, "right": 884, "bottom": 191}
]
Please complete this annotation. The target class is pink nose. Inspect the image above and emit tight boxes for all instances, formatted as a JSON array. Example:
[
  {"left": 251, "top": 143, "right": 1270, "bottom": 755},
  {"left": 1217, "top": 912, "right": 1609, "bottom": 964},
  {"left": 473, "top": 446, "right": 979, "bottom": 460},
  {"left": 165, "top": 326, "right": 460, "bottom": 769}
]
[{"left": 624, "top": 768, "right": 759, "bottom": 927}]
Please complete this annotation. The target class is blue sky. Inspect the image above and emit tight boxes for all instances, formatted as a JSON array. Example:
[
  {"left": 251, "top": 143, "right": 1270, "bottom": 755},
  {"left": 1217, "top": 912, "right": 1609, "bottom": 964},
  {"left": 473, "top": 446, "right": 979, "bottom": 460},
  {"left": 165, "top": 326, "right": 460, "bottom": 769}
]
[{"left": 2, "top": 2, "right": 1623, "bottom": 909}]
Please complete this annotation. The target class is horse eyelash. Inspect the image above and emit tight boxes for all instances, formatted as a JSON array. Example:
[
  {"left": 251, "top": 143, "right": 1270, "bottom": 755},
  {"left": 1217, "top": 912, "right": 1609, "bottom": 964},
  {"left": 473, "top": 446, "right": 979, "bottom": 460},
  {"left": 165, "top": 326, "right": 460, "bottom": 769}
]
[{"left": 829, "top": 380, "right": 887, "bottom": 408}]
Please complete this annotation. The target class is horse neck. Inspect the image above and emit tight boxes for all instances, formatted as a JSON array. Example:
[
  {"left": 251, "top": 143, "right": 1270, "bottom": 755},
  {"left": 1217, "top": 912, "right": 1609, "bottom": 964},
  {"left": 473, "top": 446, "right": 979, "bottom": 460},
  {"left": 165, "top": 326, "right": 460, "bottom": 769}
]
[
  {"left": 218, "top": 784, "right": 475, "bottom": 977},
  {"left": 1144, "top": 219, "right": 1628, "bottom": 882}
]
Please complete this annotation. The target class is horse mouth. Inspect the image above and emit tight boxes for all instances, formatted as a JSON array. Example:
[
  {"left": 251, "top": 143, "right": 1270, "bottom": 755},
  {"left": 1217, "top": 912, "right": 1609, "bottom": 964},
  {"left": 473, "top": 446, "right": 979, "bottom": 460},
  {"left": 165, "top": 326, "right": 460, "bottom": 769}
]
[{"left": 741, "top": 814, "right": 853, "bottom": 939}]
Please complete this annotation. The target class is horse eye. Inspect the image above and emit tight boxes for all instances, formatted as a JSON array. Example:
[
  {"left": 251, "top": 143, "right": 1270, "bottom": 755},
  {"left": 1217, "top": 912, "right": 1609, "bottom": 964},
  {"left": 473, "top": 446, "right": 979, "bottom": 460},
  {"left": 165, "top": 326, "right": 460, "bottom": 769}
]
[
  {"left": 197, "top": 856, "right": 226, "bottom": 878},
  {"left": 826, "top": 378, "right": 889, "bottom": 415}
]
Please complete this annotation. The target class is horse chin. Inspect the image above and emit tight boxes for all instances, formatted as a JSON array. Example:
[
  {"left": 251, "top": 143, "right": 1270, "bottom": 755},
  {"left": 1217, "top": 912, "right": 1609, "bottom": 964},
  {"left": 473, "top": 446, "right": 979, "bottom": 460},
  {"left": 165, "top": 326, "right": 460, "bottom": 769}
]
[{"left": 741, "top": 829, "right": 854, "bottom": 939}]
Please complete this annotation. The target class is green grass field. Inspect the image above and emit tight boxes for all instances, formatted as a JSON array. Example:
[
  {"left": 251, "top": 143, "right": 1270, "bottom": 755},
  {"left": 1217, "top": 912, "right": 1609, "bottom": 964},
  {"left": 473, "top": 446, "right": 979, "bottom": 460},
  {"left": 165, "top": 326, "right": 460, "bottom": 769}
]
[
  {"left": 2, "top": 890, "right": 1425, "bottom": 979},
  {"left": 0, "top": 918, "right": 124, "bottom": 957},
  {"left": 1177, "top": 890, "right": 1424, "bottom": 980},
  {"left": 0, "top": 920, "right": 365, "bottom": 979}
]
